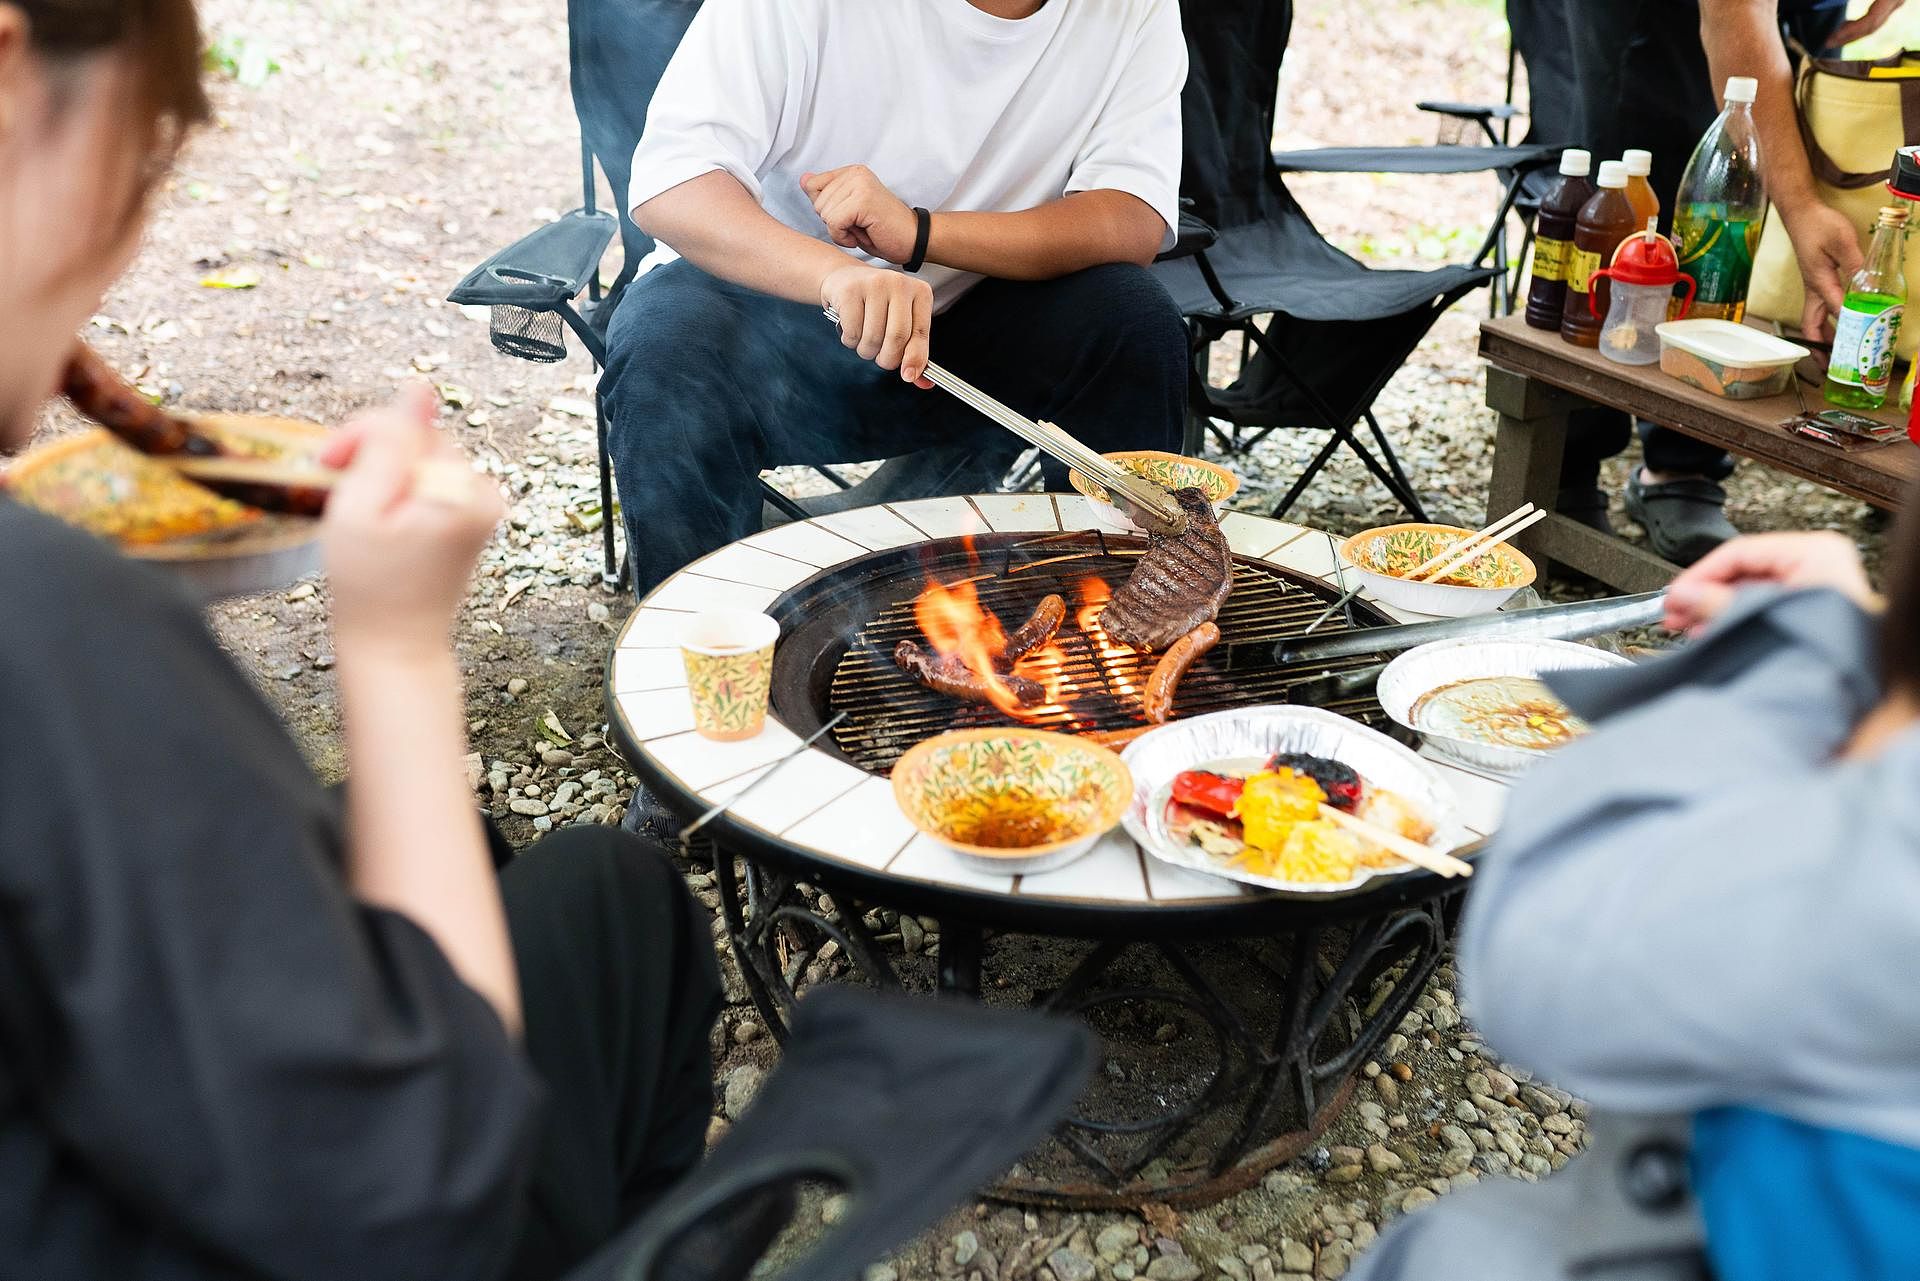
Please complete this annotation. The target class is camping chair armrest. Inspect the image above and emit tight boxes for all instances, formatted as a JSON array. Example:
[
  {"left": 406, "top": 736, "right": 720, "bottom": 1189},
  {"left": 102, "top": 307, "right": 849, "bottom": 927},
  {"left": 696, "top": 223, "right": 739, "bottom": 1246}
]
[
  {"left": 1271, "top": 142, "right": 1563, "bottom": 178},
  {"left": 1415, "top": 100, "right": 1522, "bottom": 124},
  {"left": 447, "top": 208, "right": 618, "bottom": 312},
  {"left": 1154, "top": 210, "right": 1220, "bottom": 263}
]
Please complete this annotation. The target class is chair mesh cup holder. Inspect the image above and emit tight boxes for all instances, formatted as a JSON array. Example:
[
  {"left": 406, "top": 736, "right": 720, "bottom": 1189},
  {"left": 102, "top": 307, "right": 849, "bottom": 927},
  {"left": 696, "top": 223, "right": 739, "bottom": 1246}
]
[{"left": 490, "top": 305, "right": 567, "bottom": 363}]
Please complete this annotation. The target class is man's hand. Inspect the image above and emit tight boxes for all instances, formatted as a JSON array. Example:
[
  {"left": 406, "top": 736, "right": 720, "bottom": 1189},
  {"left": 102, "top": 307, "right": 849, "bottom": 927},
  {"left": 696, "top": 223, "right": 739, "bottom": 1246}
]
[
  {"left": 821, "top": 262, "right": 935, "bottom": 385},
  {"left": 1663, "top": 530, "right": 1876, "bottom": 635},
  {"left": 1829, "top": 0, "right": 1909, "bottom": 48},
  {"left": 802, "top": 165, "right": 919, "bottom": 264},
  {"left": 1780, "top": 198, "right": 1865, "bottom": 343}
]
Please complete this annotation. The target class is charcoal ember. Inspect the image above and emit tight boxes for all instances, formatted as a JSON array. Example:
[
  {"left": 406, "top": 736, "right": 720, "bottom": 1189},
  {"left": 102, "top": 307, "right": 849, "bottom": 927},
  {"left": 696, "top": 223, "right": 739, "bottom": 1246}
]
[{"left": 1267, "top": 752, "right": 1364, "bottom": 810}]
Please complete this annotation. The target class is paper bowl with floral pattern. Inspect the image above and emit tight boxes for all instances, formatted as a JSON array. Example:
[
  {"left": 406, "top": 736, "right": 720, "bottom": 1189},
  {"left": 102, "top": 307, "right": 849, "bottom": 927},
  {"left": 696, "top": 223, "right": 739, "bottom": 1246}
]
[
  {"left": 891, "top": 728, "right": 1134, "bottom": 874},
  {"left": 1067, "top": 451, "right": 1240, "bottom": 535},
  {"left": 679, "top": 611, "right": 780, "bottom": 742},
  {"left": 1338, "top": 522, "right": 1537, "bottom": 619}
]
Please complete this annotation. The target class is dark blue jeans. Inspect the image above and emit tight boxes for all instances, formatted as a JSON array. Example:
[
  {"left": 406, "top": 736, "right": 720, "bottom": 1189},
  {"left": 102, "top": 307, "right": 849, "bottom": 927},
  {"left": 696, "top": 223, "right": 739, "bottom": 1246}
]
[{"left": 601, "top": 260, "right": 1187, "bottom": 596}]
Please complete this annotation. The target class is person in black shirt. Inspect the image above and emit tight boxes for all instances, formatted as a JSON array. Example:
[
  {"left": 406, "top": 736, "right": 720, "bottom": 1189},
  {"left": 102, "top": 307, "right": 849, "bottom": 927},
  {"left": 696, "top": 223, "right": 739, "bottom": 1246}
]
[{"left": 0, "top": 4, "right": 718, "bottom": 1278}]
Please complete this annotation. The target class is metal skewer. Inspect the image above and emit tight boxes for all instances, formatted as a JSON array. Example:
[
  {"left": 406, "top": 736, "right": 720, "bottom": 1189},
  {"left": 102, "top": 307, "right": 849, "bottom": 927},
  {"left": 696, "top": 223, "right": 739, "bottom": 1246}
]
[
  {"left": 821, "top": 307, "right": 1188, "bottom": 536},
  {"left": 680, "top": 712, "right": 849, "bottom": 844}
]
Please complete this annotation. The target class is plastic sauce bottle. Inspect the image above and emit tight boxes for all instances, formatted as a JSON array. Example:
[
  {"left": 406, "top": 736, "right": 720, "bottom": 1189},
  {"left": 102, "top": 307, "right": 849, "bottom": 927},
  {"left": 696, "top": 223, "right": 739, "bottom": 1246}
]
[
  {"left": 1561, "top": 160, "right": 1638, "bottom": 348},
  {"left": 1826, "top": 204, "right": 1909, "bottom": 409},
  {"left": 1671, "top": 77, "right": 1765, "bottom": 322},
  {"left": 1622, "top": 149, "right": 1660, "bottom": 227},
  {"left": 1524, "top": 149, "right": 1594, "bottom": 330}
]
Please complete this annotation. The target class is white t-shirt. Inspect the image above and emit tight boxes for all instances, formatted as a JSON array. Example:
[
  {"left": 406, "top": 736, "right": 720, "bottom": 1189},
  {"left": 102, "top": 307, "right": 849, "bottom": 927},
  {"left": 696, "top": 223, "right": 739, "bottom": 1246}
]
[{"left": 627, "top": 0, "right": 1187, "bottom": 312}]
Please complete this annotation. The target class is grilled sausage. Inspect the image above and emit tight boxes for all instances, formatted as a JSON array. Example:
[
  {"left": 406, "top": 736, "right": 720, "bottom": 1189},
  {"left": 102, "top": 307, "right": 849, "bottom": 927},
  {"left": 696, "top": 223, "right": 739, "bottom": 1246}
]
[
  {"left": 895, "top": 640, "right": 1046, "bottom": 708},
  {"left": 61, "top": 343, "right": 209, "bottom": 456},
  {"left": 1001, "top": 593, "right": 1066, "bottom": 665},
  {"left": 1142, "top": 621, "right": 1220, "bottom": 724}
]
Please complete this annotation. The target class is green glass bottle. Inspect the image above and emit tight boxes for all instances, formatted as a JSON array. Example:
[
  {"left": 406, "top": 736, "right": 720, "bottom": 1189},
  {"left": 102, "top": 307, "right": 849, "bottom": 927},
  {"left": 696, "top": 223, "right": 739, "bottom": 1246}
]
[{"left": 1826, "top": 205, "right": 1910, "bottom": 409}]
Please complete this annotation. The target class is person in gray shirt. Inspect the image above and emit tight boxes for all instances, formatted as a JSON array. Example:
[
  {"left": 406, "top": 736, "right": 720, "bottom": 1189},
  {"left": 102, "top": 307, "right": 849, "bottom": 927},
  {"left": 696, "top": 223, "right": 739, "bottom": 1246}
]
[{"left": 1351, "top": 514, "right": 1920, "bottom": 1281}]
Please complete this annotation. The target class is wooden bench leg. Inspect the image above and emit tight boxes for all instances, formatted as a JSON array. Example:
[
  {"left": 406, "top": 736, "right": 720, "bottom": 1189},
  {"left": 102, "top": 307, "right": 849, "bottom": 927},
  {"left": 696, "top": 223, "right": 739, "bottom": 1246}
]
[{"left": 1483, "top": 366, "right": 1679, "bottom": 594}]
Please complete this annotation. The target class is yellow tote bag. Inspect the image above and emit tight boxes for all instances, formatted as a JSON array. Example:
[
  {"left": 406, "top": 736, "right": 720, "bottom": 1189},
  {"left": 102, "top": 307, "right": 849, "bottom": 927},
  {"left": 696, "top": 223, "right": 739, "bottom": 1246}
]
[{"left": 1747, "top": 48, "right": 1920, "bottom": 358}]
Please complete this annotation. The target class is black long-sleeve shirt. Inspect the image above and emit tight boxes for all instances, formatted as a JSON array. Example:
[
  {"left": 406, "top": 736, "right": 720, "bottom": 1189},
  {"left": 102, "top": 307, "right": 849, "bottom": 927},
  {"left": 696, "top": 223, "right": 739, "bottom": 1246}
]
[{"left": 0, "top": 496, "right": 540, "bottom": 1280}]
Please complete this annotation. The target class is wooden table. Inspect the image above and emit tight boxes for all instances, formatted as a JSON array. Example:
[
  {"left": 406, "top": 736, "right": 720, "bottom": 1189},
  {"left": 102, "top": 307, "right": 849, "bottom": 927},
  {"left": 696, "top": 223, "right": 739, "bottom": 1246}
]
[{"left": 1479, "top": 313, "right": 1919, "bottom": 592}]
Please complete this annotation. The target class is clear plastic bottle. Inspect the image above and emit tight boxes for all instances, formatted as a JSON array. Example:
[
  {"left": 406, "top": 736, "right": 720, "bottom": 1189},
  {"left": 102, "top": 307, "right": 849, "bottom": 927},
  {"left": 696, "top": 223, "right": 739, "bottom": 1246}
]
[
  {"left": 1523, "top": 149, "right": 1594, "bottom": 330},
  {"left": 1671, "top": 77, "right": 1765, "bottom": 321},
  {"left": 1825, "top": 205, "right": 1909, "bottom": 409}
]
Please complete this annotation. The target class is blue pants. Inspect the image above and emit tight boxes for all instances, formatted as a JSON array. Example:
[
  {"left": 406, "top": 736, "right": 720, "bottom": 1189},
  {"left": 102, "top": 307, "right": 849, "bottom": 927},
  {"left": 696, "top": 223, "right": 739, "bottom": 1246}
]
[{"left": 601, "top": 260, "right": 1187, "bottom": 596}]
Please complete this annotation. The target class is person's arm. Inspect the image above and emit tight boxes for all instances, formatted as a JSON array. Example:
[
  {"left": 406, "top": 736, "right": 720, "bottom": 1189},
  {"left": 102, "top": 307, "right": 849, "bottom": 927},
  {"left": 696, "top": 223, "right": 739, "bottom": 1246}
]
[
  {"left": 319, "top": 385, "right": 518, "bottom": 1032},
  {"left": 799, "top": 166, "right": 1166, "bottom": 278},
  {"left": 1698, "top": 0, "right": 1866, "bottom": 340},
  {"left": 636, "top": 174, "right": 936, "bottom": 384},
  {"left": 1460, "top": 594, "right": 1917, "bottom": 1118}
]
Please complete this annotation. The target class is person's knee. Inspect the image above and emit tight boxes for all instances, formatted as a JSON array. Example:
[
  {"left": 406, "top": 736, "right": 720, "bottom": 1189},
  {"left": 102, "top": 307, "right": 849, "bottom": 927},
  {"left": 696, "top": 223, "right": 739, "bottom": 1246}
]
[
  {"left": 1077, "top": 263, "right": 1186, "bottom": 370},
  {"left": 503, "top": 826, "right": 696, "bottom": 933}
]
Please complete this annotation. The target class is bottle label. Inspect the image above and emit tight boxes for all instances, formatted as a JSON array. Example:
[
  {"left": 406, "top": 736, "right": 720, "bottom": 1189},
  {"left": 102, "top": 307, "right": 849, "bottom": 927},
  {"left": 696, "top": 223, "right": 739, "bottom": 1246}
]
[
  {"left": 1531, "top": 236, "right": 1571, "bottom": 283},
  {"left": 1830, "top": 304, "right": 1904, "bottom": 393},
  {"left": 1567, "top": 248, "right": 1601, "bottom": 295},
  {"left": 1674, "top": 209, "right": 1758, "bottom": 309}
]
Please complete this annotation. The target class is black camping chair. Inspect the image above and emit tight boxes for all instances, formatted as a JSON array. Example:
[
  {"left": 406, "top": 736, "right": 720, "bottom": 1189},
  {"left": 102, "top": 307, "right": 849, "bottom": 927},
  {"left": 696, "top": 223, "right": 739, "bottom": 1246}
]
[
  {"left": 1156, "top": 0, "right": 1561, "bottom": 521},
  {"left": 448, "top": 0, "right": 952, "bottom": 590},
  {"left": 567, "top": 986, "right": 1095, "bottom": 1281}
]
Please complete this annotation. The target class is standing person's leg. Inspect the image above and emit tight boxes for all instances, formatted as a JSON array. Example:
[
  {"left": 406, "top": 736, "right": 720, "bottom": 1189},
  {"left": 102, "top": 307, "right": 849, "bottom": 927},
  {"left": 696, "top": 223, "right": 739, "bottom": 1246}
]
[
  {"left": 922, "top": 263, "right": 1187, "bottom": 480},
  {"left": 497, "top": 827, "right": 722, "bottom": 1281}
]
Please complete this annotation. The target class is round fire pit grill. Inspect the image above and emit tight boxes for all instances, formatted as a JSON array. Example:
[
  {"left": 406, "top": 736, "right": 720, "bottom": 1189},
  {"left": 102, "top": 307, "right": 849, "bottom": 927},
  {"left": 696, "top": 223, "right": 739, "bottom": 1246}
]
[{"left": 605, "top": 495, "right": 1512, "bottom": 1209}]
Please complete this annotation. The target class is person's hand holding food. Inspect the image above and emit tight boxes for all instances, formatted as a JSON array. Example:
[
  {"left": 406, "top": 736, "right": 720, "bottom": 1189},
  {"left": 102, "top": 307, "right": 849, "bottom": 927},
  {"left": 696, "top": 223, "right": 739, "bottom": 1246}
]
[
  {"left": 319, "top": 382, "right": 503, "bottom": 659},
  {"left": 1663, "top": 530, "right": 1877, "bottom": 635}
]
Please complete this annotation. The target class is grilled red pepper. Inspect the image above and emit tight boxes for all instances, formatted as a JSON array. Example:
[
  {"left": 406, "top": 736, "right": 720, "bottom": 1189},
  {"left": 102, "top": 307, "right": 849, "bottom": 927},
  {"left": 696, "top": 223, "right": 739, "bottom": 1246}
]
[{"left": 1171, "top": 770, "right": 1245, "bottom": 818}]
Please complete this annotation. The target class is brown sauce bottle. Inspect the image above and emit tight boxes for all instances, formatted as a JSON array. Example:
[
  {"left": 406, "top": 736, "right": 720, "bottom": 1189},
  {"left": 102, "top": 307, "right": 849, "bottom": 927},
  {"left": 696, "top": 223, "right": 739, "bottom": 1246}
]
[
  {"left": 1523, "top": 149, "right": 1594, "bottom": 330},
  {"left": 1561, "top": 160, "right": 1639, "bottom": 348}
]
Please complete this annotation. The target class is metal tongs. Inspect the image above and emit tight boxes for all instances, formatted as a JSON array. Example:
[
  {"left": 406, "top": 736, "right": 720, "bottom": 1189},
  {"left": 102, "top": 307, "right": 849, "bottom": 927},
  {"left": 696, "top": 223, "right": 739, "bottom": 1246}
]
[{"left": 821, "top": 307, "right": 1188, "bottom": 536}]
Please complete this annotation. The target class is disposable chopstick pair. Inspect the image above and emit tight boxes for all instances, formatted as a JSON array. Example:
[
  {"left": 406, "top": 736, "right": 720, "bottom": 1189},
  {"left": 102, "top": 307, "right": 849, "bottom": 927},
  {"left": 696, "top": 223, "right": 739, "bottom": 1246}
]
[
  {"left": 1407, "top": 504, "right": 1545, "bottom": 584},
  {"left": 166, "top": 454, "right": 480, "bottom": 505},
  {"left": 819, "top": 306, "right": 1188, "bottom": 537},
  {"left": 1317, "top": 803, "right": 1473, "bottom": 878}
]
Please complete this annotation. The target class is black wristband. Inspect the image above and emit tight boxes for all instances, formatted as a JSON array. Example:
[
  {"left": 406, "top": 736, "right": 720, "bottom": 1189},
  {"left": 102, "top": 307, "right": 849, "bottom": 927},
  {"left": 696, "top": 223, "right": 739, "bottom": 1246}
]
[{"left": 905, "top": 207, "right": 931, "bottom": 273}]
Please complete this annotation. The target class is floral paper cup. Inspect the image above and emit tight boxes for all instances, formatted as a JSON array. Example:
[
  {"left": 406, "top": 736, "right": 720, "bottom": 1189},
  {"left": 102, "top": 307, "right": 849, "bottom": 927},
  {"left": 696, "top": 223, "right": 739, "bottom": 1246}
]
[{"left": 679, "top": 611, "right": 780, "bottom": 742}]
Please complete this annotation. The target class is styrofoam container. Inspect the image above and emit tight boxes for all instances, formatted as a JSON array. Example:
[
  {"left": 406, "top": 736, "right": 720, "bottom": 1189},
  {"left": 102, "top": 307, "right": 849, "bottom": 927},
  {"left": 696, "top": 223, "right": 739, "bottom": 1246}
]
[
  {"left": 1655, "top": 319, "right": 1809, "bottom": 399},
  {"left": 1377, "top": 638, "right": 1629, "bottom": 776}
]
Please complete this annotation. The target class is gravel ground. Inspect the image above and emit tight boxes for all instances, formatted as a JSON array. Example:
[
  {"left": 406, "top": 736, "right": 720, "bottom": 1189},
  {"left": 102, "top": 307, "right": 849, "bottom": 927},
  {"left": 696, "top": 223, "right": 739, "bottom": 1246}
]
[{"left": 48, "top": 0, "right": 1889, "bottom": 1275}]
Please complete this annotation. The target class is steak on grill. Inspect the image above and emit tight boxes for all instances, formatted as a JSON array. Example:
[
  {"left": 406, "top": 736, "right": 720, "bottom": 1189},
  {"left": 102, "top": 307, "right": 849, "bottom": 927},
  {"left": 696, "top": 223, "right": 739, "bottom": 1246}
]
[{"left": 1099, "top": 487, "right": 1233, "bottom": 652}]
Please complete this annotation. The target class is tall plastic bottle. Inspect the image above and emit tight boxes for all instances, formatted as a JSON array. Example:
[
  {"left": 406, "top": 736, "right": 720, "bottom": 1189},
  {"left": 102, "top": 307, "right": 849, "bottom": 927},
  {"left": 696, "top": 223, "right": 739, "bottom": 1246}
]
[
  {"left": 1670, "top": 77, "right": 1765, "bottom": 321},
  {"left": 1524, "top": 149, "right": 1594, "bottom": 330},
  {"left": 1825, "top": 205, "right": 1909, "bottom": 409},
  {"left": 1621, "top": 149, "right": 1660, "bottom": 227},
  {"left": 1561, "top": 161, "right": 1638, "bottom": 348}
]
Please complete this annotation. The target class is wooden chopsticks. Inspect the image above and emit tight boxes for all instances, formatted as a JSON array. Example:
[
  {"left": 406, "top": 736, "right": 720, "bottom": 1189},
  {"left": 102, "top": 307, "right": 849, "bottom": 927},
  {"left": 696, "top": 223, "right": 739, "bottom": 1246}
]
[
  {"left": 1406, "top": 504, "right": 1546, "bottom": 585},
  {"left": 1317, "top": 803, "right": 1473, "bottom": 878},
  {"left": 165, "top": 454, "right": 480, "bottom": 505}
]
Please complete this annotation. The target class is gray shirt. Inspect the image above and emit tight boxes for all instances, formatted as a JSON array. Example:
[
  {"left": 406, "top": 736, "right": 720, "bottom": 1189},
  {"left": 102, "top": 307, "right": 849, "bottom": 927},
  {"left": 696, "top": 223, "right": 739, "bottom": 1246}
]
[{"left": 1352, "top": 587, "right": 1920, "bottom": 1280}]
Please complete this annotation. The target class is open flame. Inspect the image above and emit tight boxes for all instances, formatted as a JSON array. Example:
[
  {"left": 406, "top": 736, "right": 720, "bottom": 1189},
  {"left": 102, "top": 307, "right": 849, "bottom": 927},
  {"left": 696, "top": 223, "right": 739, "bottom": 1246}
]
[
  {"left": 907, "top": 572, "right": 1139, "bottom": 723},
  {"left": 1075, "top": 577, "right": 1141, "bottom": 705}
]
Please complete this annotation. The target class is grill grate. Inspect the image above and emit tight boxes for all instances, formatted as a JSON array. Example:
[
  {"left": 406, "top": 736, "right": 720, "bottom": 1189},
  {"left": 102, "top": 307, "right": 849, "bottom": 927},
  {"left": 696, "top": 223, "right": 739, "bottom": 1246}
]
[{"left": 819, "top": 536, "right": 1391, "bottom": 774}]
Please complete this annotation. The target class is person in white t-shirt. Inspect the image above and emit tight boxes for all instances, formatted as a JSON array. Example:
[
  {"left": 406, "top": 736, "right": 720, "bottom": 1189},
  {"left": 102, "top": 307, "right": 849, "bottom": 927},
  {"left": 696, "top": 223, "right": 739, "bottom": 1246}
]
[{"left": 601, "top": 0, "right": 1190, "bottom": 596}]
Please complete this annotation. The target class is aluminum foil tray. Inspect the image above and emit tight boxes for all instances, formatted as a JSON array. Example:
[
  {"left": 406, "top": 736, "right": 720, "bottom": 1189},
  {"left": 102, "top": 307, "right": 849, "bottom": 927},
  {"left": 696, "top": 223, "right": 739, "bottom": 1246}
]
[
  {"left": 1376, "top": 638, "right": 1629, "bottom": 777},
  {"left": 1120, "top": 706, "right": 1476, "bottom": 899}
]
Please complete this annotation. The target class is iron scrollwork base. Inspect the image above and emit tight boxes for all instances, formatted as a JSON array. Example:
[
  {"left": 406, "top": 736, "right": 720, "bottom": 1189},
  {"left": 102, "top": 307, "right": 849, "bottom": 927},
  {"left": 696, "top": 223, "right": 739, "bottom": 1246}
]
[{"left": 702, "top": 834, "right": 1452, "bottom": 1207}]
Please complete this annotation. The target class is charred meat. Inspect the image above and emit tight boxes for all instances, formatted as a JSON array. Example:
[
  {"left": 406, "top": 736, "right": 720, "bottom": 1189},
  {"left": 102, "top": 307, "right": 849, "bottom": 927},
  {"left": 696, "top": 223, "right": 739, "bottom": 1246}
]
[
  {"left": 1099, "top": 487, "right": 1233, "bottom": 652},
  {"left": 894, "top": 640, "right": 1046, "bottom": 707},
  {"left": 1001, "top": 593, "right": 1066, "bottom": 666},
  {"left": 1142, "top": 621, "right": 1220, "bottom": 724}
]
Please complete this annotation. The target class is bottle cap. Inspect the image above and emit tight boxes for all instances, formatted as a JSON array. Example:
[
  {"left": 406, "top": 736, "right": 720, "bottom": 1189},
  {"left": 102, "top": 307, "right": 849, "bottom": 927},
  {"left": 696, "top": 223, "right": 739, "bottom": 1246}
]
[
  {"left": 1595, "top": 160, "right": 1628, "bottom": 189},
  {"left": 1559, "top": 149, "right": 1592, "bottom": 178},
  {"left": 1603, "top": 224, "right": 1683, "bottom": 286},
  {"left": 1878, "top": 204, "right": 1911, "bottom": 228},
  {"left": 1724, "top": 76, "right": 1758, "bottom": 104},
  {"left": 1890, "top": 146, "right": 1920, "bottom": 201},
  {"left": 1621, "top": 149, "right": 1652, "bottom": 177}
]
